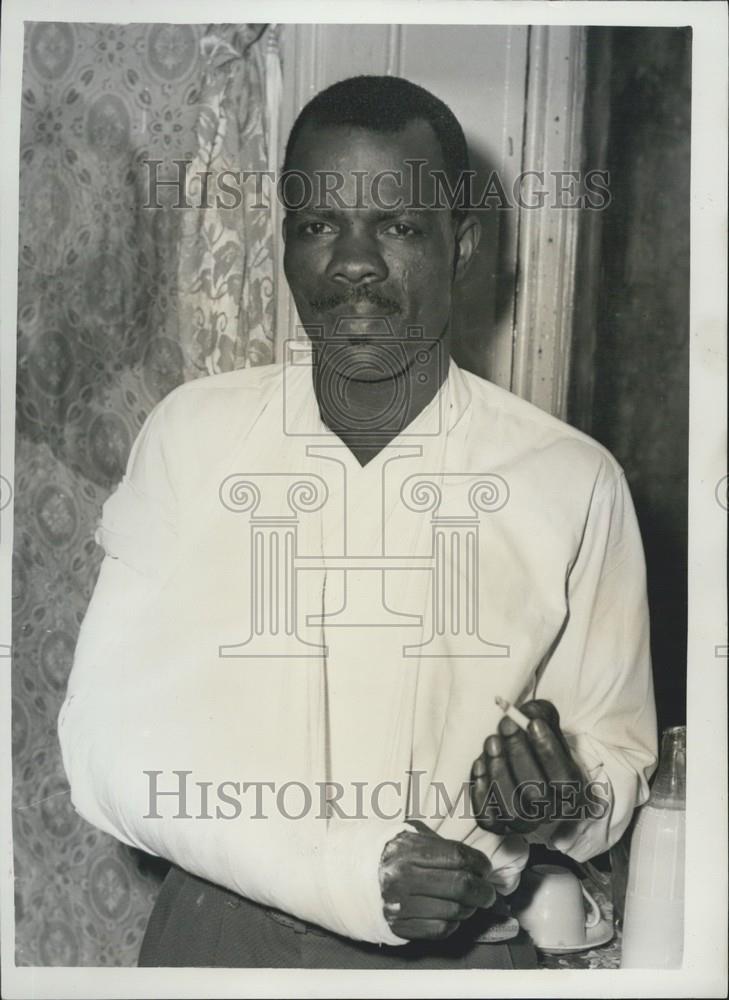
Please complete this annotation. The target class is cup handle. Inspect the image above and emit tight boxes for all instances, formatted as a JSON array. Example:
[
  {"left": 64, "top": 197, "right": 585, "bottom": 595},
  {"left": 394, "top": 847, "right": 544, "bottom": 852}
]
[{"left": 581, "top": 884, "right": 602, "bottom": 929}]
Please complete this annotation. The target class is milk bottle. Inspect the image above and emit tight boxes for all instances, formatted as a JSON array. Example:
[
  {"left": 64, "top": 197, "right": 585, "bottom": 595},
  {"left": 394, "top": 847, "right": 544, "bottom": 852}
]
[{"left": 620, "top": 725, "right": 686, "bottom": 968}]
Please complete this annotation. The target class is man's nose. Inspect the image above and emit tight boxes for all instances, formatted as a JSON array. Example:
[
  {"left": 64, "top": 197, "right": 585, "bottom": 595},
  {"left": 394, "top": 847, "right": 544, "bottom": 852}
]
[{"left": 325, "top": 229, "right": 389, "bottom": 285}]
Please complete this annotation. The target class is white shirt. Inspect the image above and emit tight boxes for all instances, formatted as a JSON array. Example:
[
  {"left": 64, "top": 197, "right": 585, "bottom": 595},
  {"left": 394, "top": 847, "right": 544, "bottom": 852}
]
[{"left": 58, "top": 356, "right": 658, "bottom": 946}]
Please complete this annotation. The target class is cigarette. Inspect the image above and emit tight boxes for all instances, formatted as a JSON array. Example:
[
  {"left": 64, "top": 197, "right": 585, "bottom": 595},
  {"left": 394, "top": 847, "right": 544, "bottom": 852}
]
[{"left": 495, "top": 696, "right": 530, "bottom": 731}]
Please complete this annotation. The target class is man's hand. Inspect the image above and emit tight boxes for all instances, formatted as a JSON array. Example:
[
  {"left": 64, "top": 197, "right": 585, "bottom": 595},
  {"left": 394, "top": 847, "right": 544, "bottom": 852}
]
[
  {"left": 379, "top": 820, "right": 496, "bottom": 940},
  {"left": 471, "top": 699, "right": 586, "bottom": 835}
]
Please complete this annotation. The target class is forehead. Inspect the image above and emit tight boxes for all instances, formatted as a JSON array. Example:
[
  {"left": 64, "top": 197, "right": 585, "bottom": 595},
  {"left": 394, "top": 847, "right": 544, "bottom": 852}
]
[
  {"left": 285, "top": 120, "right": 450, "bottom": 212},
  {"left": 287, "top": 119, "right": 447, "bottom": 178}
]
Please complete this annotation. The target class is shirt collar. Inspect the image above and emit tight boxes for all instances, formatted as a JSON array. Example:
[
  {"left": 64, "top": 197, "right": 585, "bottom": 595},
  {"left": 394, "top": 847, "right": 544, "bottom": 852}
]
[{"left": 443, "top": 356, "right": 473, "bottom": 434}]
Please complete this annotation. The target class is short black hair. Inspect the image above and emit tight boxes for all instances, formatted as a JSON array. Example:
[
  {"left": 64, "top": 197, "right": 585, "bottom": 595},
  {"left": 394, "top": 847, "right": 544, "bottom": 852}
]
[{"left": 282, "top": 74, "right": 470, "bottom": 203}]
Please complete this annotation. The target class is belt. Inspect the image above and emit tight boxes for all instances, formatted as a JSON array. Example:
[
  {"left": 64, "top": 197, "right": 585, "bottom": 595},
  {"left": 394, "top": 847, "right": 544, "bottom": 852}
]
[{"left": 263, "top": 906, "right": 329, "bottom": 936}]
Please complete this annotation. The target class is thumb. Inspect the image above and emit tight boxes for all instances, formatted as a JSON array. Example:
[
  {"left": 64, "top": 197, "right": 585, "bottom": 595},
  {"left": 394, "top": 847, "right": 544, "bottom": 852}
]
[
  {"left": 405, "top": 818, "right": 438, "bottom": 837},
  {"left": 519, "top": 699, "right": 561, "bottom": 731}
]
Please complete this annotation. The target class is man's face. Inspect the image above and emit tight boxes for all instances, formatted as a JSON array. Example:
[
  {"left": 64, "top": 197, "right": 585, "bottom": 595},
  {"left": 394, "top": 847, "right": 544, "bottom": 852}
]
[{"left": 282, "top": 120, "right": 478, "bottom": 383}]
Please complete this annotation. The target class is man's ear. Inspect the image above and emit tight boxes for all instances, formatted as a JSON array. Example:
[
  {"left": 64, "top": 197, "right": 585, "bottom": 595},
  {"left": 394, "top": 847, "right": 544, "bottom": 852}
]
[{"left": 453, "top": 214, "right": 481, "bottom": 281}]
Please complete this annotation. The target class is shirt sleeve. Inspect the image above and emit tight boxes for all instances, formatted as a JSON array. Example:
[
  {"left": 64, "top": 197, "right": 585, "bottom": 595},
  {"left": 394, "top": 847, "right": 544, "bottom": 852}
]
[
  {"left": 526, "top": 461, "right": 658, "bottom": 860},
  {"left": 58, "top": 394, "right": 412, "bottom": 947}
]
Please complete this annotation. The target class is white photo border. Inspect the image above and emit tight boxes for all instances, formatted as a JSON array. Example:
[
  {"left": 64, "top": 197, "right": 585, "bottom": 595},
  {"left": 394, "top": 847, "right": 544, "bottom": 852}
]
[{"left": 1, "top": 2, "right": 726, "bottom": 997}]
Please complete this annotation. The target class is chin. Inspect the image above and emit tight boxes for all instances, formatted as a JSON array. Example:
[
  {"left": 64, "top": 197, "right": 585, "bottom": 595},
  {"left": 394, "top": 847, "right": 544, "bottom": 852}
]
[{"left": 315, "top": 340, "right": 414, "bottom": 383}]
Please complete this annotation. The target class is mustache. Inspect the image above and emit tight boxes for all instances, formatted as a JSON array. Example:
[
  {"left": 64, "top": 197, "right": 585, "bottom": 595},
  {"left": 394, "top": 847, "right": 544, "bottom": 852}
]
[{"left": 308, "top": 285, "right": 402, "bottom": 314}]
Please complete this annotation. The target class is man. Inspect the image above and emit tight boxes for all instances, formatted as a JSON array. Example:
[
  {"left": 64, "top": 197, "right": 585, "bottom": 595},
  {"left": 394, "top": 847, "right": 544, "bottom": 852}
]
[{"left": 59, "top": 76, "right": 657, "bottom": 970}]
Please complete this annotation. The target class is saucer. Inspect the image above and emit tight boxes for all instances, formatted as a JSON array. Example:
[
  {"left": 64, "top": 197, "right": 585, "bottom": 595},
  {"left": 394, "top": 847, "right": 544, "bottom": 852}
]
[{"left": 536, "top": 917, "right": 614, "bottom": 955}]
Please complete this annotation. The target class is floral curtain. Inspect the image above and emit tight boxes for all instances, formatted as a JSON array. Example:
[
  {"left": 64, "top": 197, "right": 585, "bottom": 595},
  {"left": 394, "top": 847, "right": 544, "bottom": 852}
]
[
  {"left": 13, "top": 21, "right": 279, "bottom": 966},
  {"left": 177, "top": 25, "right": 277, "bottom": 373}
]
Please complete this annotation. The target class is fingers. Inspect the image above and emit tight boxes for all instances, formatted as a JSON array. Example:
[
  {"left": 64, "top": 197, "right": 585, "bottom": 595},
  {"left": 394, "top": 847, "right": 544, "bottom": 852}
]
[
  {"left": 389, "top": 893, "right": 477, "bottom": 923},
  {"left": 400, "top": 867, "right": 497, "bottom": 910},
  {"left": 497, "top": 715, "right": 546, "bottom": 788},
  {"left": 499, "top": 715, "right": 554, "bottom": 825},
  {"left": 404, "top": 818, "right": 435, "bottom": 837},
  {"left": 472, "top": 734, "right": 532, "bottom": 833},
  {"left": 381, "top": 831, "right": 494, "bottom": 899},
  {"left": 520, "top": 700, "right": 575, "bottom": 759},
  {"left": 472, "top": 700, "right": 585, "bottom": 833},
  {"left": 519, "top": 699, "right": 561, "bottom": 730},
  {"left": 387, "top": 917, "right": 461, "bottom": 941},
  {"left": 402, "top": 832, "right": 492, "bottom": 879},
  {"left": 385, "top": 880, "right": 496, "bottom": 940},
  {"left": 527, "top": 716, "right": 584, "bottom": 787},
  {"left": 483, "top": 733, "right": 534, "bottom": 833},
  {"left": 380, "top": 831, "right": 498, "bottom": 940}
]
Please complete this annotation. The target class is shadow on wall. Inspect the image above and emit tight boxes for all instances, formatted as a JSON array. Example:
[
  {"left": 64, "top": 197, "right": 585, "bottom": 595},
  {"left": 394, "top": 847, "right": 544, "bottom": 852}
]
[
  {"left": 450, "top": 142, "right": 516, "bottom": 380},
  {"left": 585, "top": 26, "right": 691, "bottom": 730}
]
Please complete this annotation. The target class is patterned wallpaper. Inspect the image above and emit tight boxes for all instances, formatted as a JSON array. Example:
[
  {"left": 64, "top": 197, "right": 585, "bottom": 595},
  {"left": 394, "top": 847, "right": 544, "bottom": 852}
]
[{"left": 13, "top": 21, "right": 277, "bottom": 965}]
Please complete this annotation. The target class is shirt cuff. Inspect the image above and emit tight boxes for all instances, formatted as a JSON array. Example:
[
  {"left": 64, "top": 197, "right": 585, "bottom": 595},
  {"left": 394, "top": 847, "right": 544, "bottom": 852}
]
[
  {"left": 460, "top": 828, "right": 530, "bottom": 896},
  {"left": 526, "top": 732, "right": 614, "bottom": 859}
]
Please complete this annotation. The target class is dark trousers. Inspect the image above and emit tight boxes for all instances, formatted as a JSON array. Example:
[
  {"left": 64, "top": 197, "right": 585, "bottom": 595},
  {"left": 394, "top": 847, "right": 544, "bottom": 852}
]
[{"left": 138, "top": 865, "right": 538, "bottom": 970}]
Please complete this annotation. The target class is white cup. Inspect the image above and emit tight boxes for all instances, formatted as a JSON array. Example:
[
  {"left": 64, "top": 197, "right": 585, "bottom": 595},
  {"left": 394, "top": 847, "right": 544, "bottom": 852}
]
[{"left": 510, "top": 864, "right": 601, "bottom": 950}]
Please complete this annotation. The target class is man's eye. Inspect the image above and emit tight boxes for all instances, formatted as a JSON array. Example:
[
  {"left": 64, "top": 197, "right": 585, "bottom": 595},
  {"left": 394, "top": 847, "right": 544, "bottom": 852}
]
[
  {"left": 300, "top": 221, "right": 335, "bottom": 235},
  {"left": 384, "top": 222, "right": 419, "bottom": 238}
]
